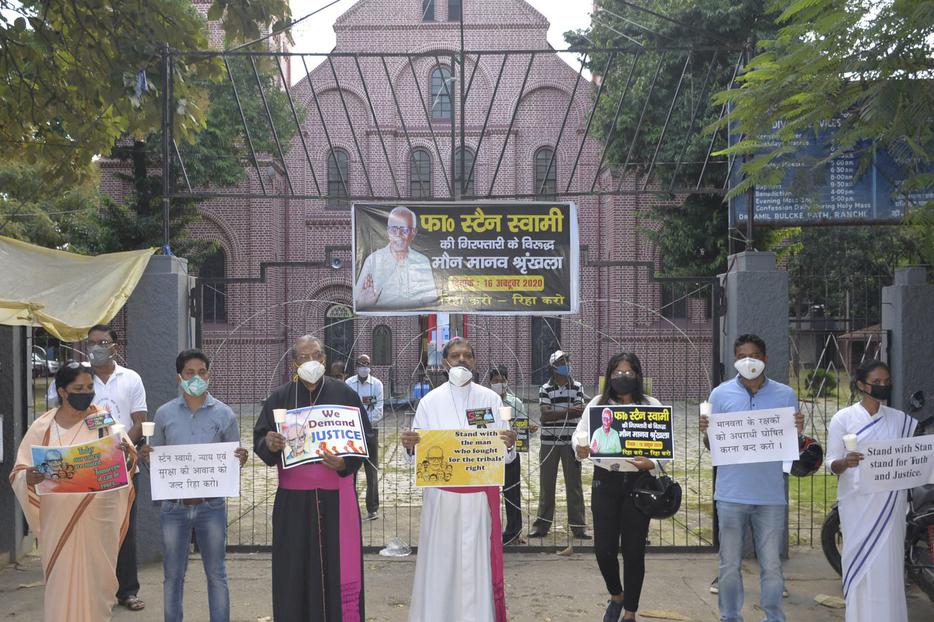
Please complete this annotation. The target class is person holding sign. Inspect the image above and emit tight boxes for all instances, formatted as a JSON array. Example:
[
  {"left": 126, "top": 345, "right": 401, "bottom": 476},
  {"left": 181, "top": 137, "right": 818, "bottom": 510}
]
[
  {"left": 400, "top": 338, "right": 518, "bottom": 622},
  {"left": 573, "top": 353, "right": 662, "bottom": 622},
  {"left": 141, "top": 349, "right": 248, "bottom": 622},
  {"left": 253, "top": 335, "right": 373, "bottom": 622},
  {"left": 699, "top": 335, "right": 803, "bottom": 622},
  {"left": 826, "top": 360, "right": 916, "bottom": 622},
  {"left": 10, "top": 362, "right": 136, "bottom": 622}
]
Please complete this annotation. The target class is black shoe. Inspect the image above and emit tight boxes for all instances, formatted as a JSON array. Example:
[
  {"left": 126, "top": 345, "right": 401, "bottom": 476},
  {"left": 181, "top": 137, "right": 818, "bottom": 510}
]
[
  {"left": 363, "top": 511, "right": 378, "bottom": 521},
  {"left": 603, "top": 599, "right": 624, "bottom": 622},
  {"left": 572, "top": 531, "right": 592, "bottom": 540},
  {"left": 528, "top": 530, "right": 548, "bottom": 538}
]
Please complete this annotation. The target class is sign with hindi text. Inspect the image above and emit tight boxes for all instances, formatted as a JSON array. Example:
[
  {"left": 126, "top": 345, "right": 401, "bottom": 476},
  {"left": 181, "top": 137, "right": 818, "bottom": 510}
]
[
  {"left": 415, "top": 429, "right": 506, "bottom": 487},
  {"left": 150, "top": 442, "right": 240, "bottom": 501},
  {"left": 277, "top": 405, "right": 368, "bottom": 470},
  {"left": 352, "top": 202, "right": 579, "bottom": 315},
  {"left": 707, "top": 407, "right": 799, "bottom": 466},
  {"left": 32, "top": 435, "right": 129, "bottom": 495},
  {"left": 857, "top": 434, "right": 934, "bottom": 494},
  {"left": 587, "top": 405, "right": 675, "bottom": 459}
]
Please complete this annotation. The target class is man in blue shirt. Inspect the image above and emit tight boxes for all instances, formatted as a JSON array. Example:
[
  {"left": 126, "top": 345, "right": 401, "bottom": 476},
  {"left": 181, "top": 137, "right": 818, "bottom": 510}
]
[
  {"left": 142, "top": 349, "right": 248, "bottom": 622},
  {"left": 700, "top": 334, "right": 803, "bottom": 622}
]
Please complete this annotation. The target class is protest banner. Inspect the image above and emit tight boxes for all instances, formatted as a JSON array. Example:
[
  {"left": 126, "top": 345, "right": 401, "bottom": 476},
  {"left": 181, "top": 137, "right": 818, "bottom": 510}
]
[
  {"left": 415, "top": 429, "right": 506, "bottom": 487},
  {"left": 352, "top": 202, "right": 579, "bottom": 315},
  {"left": 150, "top": 442, "right": 240, "bottom": 501},
  {"left": 857, "top": 434, "right": 934, "bottom": 494},
  {"left": 513, "top": 414, "right": 531, "bottom": 453},
  {"left": 277, "top": 404, "right": 368, "bottom": 470},
  {"left": 586, "top": 405, "right": 675, "bottom": 459},
  {"left": 707, "top": 407, "right": 799, "bottom": 466},
  {"left": 31, "top": 435, "right": 128, "bottom": 495}
]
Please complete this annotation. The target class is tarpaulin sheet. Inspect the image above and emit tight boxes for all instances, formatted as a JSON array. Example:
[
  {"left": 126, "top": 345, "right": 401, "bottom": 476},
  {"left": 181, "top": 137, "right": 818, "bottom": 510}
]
[{"left": 0, "top": 235, "right": 155, "bottom": 341}]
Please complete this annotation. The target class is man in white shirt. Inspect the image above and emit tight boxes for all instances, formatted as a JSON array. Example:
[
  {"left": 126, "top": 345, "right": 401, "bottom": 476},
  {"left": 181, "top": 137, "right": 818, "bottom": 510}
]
[
  {"left": 354, "top": 206, "right": 438, "bottom": 311},
  {"left": 346, "top": 354, "right": 383, "bottom": 520}
]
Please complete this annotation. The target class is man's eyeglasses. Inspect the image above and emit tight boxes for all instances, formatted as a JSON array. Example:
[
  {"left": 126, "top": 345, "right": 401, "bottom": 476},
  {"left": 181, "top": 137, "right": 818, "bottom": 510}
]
[
  {"left": 387, "top": 225, "right": 415, "bottom": 235},
  {"left": 86, "top": 339, "right": 114, "bottom": 347}
]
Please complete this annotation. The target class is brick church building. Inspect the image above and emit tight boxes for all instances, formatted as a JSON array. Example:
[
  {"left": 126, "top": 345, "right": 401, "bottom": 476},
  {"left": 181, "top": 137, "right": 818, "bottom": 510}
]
[{"left": 105, "top": 0, "right": 714, "bottom": 403}]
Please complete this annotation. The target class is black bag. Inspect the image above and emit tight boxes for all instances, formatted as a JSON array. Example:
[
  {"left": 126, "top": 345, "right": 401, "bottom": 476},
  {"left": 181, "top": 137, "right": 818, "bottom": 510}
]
[{"left": 631, "top": 462, "right": 682, "bottom": 519}]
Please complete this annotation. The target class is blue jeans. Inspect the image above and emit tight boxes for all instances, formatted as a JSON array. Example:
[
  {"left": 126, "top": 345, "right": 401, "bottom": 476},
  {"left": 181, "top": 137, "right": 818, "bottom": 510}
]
[
  {"left": 160, "top": 498, "right": 230, "bottom": 622},
  {"left": 716, "top": 501, "right": 785, "bottom": 622}
]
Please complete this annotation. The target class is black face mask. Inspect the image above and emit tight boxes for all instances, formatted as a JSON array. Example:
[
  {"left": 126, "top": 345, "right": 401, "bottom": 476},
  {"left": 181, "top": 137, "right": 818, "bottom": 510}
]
[
  {"left": 65, "top": 392, "right": 95, "bottom": 411},
  {"left": 863, "top": 384, "right": 892, "bottom": 402},
  {"left": 610, "top": 376, "right": 641, "bottom": 398}
]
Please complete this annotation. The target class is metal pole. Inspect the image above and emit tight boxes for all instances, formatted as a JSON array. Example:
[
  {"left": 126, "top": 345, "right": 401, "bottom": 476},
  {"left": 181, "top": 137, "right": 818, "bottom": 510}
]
[
  {"left": 161, "top": 43, "right": 172, "bottom": 254},
  {"left": 459, "top": 4, "right": 466, "bottom": 199}
]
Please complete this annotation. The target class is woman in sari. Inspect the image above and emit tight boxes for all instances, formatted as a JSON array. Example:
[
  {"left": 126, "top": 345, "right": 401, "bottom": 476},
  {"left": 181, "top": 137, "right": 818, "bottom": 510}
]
[{"left": 9, "top": 361, "right": 136, "bottom": 622}]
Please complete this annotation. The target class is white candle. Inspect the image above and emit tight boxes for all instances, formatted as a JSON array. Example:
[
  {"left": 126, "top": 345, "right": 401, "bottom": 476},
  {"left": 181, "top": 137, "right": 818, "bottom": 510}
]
[
  {"left": 273, "top": 409, "right": 287, "bottom": 424},
  {"left": 574, "top": 430, "right": 589, "bottom": 447},
  {"left": 112, "top": 423, "right": 127, "bottom": 436},
  {"left": 499, "top": 406, "right": 512, "bottom": 422},
  {"left": 843, "top": 434, "right": 858, "bottom": 451},
  {"left": 141, "top": 421, "right": 154, "bottom": 438},
  {"left": 699, "top": 401, "right": 713, "bottom": 417}
]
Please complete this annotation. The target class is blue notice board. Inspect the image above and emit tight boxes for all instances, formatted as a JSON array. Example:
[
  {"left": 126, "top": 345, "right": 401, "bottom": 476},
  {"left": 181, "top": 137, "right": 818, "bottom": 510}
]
[{"left": 729, "top": 120, "right": 934, "bottom": 225}]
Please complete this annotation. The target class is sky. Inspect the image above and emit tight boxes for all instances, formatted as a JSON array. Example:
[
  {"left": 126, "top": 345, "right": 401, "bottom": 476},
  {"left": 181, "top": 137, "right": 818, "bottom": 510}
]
[{"left": 287, "top": 0, "right": 593, "bottom": 81}]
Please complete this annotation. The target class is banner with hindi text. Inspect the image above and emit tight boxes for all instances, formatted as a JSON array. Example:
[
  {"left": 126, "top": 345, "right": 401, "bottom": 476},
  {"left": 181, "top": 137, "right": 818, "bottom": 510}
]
[
  {"left": 707, "top": 407, "right": 799, "bottom": 466},
  {"left": 352, "top": 202, "right": 579, "bottom": 315},
  {"left": 150, "top": 442, "right": 241, "bottom": 501}
]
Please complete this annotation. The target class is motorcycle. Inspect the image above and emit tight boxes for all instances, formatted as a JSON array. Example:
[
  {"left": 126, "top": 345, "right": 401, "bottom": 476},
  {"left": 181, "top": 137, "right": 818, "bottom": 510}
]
[{"left": 820, "top": 391, "right": 934, "bottom": 602}]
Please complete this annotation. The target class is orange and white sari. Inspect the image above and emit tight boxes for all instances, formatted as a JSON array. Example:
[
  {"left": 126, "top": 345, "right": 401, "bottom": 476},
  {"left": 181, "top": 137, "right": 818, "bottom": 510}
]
[{"left": 9, "top": 407, "right": 135, "bottom": 622}]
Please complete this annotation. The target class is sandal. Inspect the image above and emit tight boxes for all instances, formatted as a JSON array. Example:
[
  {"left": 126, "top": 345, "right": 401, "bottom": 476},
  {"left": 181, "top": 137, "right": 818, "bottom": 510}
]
[{"left": 118, "top": 596, "right": 145, "bottom": 611}]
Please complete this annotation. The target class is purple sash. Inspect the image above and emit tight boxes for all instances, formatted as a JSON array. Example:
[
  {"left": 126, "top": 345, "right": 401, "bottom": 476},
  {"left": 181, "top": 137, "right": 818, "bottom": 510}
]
[{"left": 279, "top": 463, "right": 362, "bottom": 622}]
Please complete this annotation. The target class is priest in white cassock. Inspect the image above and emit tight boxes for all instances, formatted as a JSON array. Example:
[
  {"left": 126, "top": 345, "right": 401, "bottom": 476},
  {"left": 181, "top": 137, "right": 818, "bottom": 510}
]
[
  {"left": 826, "top": 359, "right": 917, "bottom": 622},
  {"left": 401, "top": 337, "right": 517, "bottom": 622}
]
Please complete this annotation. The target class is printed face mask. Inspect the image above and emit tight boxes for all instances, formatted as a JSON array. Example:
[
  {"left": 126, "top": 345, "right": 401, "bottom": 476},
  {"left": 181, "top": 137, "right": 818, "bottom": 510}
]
[
  {"left": 863, "top": 383, "right": 892, "bottom": 402},
  {"left": 66, "top": 392, "right": 95, "bottom": 411},
  {"left": 297, "top": 360, "right": 326, "bottom": 385},
  {"left": 87, "top": 345, "right": 113, "bottom": 366},
  {"left": 180, "top": 376, "right": 209, "bottom": 397},
  {"left": 734, "top": 357, "right": 765, "bottom": 380},
  {"left": 447, "top": 366, "right": 473, "bottom": 387}
]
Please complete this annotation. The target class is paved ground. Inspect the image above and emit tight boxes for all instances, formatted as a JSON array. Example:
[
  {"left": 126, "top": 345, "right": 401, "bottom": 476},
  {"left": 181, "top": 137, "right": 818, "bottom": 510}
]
[{"left": 2, "top": 547, "right": 931, "bottom": 621}]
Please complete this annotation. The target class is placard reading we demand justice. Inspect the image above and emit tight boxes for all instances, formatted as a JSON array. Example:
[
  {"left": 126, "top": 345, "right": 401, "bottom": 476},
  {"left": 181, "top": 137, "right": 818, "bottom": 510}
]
[
  {"left": 277, "top": 405, "right": 369, "bottom": 470},
  {"left": 150, "top": 442, "right": 241, "bottom": 501},
  {"left": 415, "top": 429, "right": 506, "bottom": 487},
  {"left": 586, "top": 405, "right": 675, "bottom": 459},
  {"left": 31, "top": 435, "right": 129, "bottom": 495},
  {"left": 707, "top": 407, "right": 799, "bottom": 466},
  {"left": 858, "top": 434, "right": 934, "bottom": 494}
]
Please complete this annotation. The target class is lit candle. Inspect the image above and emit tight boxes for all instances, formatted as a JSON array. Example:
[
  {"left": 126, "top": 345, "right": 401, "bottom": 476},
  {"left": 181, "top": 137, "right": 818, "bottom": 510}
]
[
  {"left": 273, "top": 409, "right": 287, "bottom": 424},
  {"left": 141, "top": 421, "right": 154, "bottom": 440},
  {"left": 843, "top": 434, "right": 858, "bottom": 451},
  {"left": 574, "top": 430, "right": 589, "bottom": 447},
  {"left": 499, "top": 406, "right": 513, "bottom": 422},
  {"left": 699, "top": 401, "right": 713, "bottom": 417}
]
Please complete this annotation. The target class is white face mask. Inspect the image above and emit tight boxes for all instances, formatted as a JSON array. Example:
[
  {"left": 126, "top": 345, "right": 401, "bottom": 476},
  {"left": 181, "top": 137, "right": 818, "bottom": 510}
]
[
  {"left": 357, "top": 366, "right": 370, "bottom": 378},
  {"left": 297, "top": 360, "right": 326, "bottom": 385},
  {"left": 490, "top": 382, "right": 506, "bottom": 395},
  {"left": 447, "top": 366, "right": 473, "bottom": 387},
  {"left": 734, "top": 357, "right": 765, "bottom": 380}
]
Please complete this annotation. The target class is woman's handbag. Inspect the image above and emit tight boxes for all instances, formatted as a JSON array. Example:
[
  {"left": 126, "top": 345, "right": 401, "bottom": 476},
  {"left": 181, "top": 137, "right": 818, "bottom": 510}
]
[{"left": 630, "top": 462, "right": 682, "bottom": 519}]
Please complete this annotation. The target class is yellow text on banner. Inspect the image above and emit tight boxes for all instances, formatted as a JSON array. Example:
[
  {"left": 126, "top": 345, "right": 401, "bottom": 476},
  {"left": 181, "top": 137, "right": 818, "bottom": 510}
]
[{"left": 415, "top": 429, "right": 506, "bottom": 487}]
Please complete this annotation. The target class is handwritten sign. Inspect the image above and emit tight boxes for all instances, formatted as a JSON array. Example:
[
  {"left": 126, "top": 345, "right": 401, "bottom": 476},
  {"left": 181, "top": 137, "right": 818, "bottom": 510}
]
[
  {"left": 587, "top": 405, "right": 675, "bottom": 459},
  {"left": 707, "top": 407, "right": 798, "bottom": 466},
  {"left": 415, "top": 429, "right": 506, "bottom": 487},
  {"left": 277, "top": 405, "right": 368, "bottom": 470},
  {"left": 32, "top": 435, "right": 129, "bottom": 495},
  {"left": 858, "top": 434, "right": 934, "bottom": 494},
  {"left": 150, "top": 442, "right": 240, "bottom": 501}
]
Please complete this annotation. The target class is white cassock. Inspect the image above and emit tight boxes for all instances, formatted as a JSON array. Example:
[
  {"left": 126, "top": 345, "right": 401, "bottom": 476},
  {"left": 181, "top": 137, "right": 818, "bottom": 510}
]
[
  {"left": 826, "top": 403, "right": 917, "bottom": 622},
  {"left": 408, "top": 381, "right": 515, "bottom": 622}
]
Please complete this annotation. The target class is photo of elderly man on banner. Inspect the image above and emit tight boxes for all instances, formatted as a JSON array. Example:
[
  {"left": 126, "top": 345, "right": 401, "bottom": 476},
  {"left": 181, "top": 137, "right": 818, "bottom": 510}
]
[{"left": 352, "top": 202, "right": 579, "bottom": 315}]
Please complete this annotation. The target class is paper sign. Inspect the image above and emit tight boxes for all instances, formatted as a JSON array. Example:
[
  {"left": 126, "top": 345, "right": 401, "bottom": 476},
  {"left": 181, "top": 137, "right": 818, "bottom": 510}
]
[
  {"left": 857, "top": 434, "right": 934, "bottom": 494},
  {"left": 277, "top": 404, "right": 369, "bottom": 470},
  {"left": 31, "top": 435, "right": 129, "bottom": 495},
  {"left": 707, "top": 407, "right": 799, "bottom": 466},
  {"left": 415, "top": 429, "right": 506, "bottom": 487},
  {"left": 150, "top": 442, "right": 241, "bottom": 500},
  {"left": 586, "top": 404, "right": 675, "bottom": 459}
]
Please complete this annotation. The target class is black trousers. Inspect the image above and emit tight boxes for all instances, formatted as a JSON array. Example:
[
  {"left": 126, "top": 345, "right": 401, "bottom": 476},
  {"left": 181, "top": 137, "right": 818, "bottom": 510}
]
[
  {"left": 591, "top": 469, "right": 651, "bottom": 612},
  {"left": 116, "top": 473, "right": 140, "bottom": 600},
  {"left": 363, "top": 430, "right": 379, "bottom": 514},
  {"left": 503, "top": 453, "right": 522, "bottom": 540}
]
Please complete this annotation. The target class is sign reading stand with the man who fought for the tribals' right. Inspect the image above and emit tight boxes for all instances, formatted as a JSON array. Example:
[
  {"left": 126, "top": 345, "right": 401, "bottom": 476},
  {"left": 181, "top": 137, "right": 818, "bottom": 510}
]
[
  {"left": 586, "top": 405, "right": 675, "bottom": 460},
  {"left": 351, "top": 202, "right": 579, "bottom": 315}
]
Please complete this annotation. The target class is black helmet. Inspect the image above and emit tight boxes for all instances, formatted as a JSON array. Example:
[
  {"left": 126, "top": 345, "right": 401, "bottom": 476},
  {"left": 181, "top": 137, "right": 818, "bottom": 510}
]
[
  {"left": 791, "top": 434, "right": 824, "bottom": 477},
  {"left": 631, "top": 468, "right": 682, "bottom": 519}
]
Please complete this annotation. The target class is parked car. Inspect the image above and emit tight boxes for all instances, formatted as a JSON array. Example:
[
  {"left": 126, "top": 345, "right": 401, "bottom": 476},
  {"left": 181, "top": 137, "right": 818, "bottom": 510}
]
[{"left": 32, "top": 353, "right": 60, "bottom": 378}]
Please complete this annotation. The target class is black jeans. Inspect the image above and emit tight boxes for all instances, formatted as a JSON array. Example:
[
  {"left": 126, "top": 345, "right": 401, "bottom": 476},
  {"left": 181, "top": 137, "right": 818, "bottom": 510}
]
[
  {"left": 503, "top": 453, "right": 522, "bottom": 540},
  {"left": 116, "top": 472, "right": 140, "bottom": 600},
  {"left": 363, "top": 430, "right": 379, "bottom": 514},
  {"left": 591, "top": 469, "right": 651, "bottom": 612}
]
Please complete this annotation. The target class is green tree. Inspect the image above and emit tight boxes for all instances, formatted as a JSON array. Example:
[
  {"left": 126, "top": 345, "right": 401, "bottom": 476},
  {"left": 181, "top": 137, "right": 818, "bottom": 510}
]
[
  {"left": 0, "top": 0, "right": 291, "bottom": 187},
  {"left": 715, "top": 0, "right": 934, "bottom": 265}
]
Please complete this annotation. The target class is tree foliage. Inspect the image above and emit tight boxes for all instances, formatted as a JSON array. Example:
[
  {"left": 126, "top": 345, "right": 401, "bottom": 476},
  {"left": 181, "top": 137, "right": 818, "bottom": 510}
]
[{"left": 716, "top": 0, "right": 934, "bottom": 264}]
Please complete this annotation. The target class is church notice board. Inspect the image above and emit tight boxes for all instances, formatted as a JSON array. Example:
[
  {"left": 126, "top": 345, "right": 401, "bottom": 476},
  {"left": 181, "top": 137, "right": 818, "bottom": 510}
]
[
  {"left": 586, "top": 405, "right": 675, "bottom": 459},
  {"left": 415, "top": 429, "right": 506, "bottom": 487},
  {"left": 352, "top": 201, "right": 579, "bottom": 315}
]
